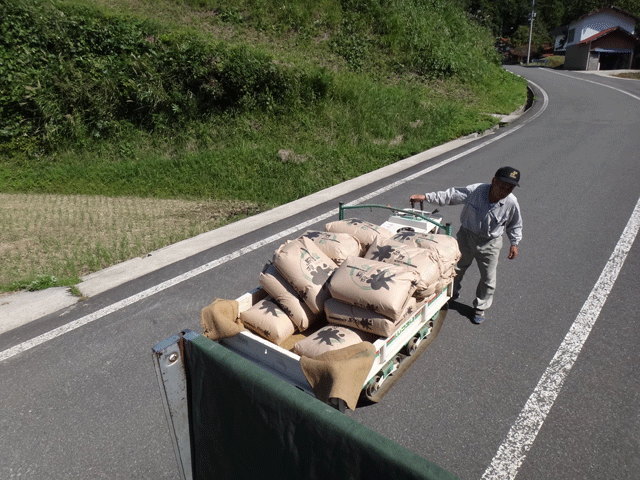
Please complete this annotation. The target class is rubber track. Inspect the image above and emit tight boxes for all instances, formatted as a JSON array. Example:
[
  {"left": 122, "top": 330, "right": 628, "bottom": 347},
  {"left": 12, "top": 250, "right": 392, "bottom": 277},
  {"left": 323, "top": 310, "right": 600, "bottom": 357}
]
[{"left": 360, "top": 303, "right": 448, "bottom": 405}]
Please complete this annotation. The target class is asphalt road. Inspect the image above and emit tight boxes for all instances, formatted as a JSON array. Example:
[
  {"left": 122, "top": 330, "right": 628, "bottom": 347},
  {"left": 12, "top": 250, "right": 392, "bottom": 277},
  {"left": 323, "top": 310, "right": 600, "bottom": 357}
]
[{"left": 1, "top": 66, "right": 639, "bottom": 480}]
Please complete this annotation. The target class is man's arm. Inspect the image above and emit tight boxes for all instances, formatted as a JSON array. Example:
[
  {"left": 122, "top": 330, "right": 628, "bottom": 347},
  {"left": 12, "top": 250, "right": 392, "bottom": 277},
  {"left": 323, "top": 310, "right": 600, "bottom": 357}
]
[
  {"left": 505, "top": 202, "right": 522, "bottom": 259},
  {"left": 410, "top": 185, "right": 478, "bottom": 207}
]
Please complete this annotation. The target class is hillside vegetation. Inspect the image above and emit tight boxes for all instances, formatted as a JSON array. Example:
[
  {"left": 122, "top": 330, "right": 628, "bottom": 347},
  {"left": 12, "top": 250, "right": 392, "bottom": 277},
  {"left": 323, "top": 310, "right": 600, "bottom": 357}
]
[{"left": 0, "top": 0, "right": 527, "bottom": 292}]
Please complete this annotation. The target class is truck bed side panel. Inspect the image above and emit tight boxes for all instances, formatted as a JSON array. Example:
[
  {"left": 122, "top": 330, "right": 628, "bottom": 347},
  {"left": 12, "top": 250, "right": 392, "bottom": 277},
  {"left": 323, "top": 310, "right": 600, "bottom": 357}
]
[{"left": 183, "top": 334, "right": 458, "bottom": 480}]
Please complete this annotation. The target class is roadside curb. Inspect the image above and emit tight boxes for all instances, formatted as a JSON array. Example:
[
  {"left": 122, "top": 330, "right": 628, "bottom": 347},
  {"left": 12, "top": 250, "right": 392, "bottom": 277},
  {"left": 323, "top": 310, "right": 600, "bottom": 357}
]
[{"left": 0, "top": 103, "right": 528, "bottom": 334}]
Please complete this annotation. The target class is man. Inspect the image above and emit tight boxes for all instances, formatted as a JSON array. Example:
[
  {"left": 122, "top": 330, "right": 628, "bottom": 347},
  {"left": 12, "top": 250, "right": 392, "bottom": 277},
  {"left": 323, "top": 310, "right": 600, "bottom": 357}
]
[{"left": 410, "top": 166, "right": 523, "bottom": 324}]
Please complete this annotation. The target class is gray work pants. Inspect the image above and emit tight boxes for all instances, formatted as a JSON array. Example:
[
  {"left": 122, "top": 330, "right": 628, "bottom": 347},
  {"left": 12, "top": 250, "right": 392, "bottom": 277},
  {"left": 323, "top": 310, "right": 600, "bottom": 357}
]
[{"left": 453, "top": 227, "right": 503, "bottom": 311}]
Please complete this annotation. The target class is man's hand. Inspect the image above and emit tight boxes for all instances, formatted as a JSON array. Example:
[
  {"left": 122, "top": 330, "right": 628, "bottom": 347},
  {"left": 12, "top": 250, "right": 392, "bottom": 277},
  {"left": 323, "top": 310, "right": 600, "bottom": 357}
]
[
  {"left": 508, "top": 245, "right": 518, "bottom": 259},
  {"left": 410, "top": 194, "right": 426, "bottom": 203}
]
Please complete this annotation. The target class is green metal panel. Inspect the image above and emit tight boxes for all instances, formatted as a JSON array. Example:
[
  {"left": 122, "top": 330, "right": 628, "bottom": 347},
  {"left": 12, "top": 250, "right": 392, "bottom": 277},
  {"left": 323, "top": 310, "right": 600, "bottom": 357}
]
[{"left": 183, "top": 334, "right": 458, "bottom": 480}]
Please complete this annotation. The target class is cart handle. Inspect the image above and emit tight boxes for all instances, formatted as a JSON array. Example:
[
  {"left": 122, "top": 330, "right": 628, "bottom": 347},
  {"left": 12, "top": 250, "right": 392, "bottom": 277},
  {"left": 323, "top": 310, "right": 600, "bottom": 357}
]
[{"left": 338, "top": 203, "right": 453, "bottom": 236}]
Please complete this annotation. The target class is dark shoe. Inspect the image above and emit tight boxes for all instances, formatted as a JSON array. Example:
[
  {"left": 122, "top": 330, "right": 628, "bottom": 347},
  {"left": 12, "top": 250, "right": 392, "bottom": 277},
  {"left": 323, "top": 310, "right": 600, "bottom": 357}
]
[{"left": 472, "top": 309, "right": 485, "bottom": 324}]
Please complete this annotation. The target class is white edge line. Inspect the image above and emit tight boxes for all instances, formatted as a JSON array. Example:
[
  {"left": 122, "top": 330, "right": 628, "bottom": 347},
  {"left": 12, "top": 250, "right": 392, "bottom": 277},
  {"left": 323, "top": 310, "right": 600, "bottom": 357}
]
[
  {"left": 0, "top": 80, "right": 549, "bottom": 363},
  {"left": 545, "top": 69, "right": 640, "bottom": 102},
  {"left": 481, "top": 69, "right": 640, "bottom": 480},
  {"left": 482, "top": 195, "right": 640, "bottom": 480}
]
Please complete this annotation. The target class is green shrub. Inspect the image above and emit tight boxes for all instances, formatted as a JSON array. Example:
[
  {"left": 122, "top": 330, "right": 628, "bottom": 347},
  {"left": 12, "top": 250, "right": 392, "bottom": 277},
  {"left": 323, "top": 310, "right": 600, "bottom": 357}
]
[
  {"left": 545, "top": 55, "right": 565, "bottom": 69},
  {"left": 0, "top": 0, "right": 525, "bottom": 199},
  {"left": 0, "top": 1, "right": 331, "bottom": 154}
]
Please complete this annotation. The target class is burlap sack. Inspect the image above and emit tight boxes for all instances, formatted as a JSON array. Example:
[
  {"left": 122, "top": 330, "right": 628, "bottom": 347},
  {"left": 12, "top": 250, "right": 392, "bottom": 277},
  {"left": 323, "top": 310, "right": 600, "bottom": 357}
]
[
  {"left": 201, "top": 298, "right": 244, "bottom": 341},
  {"left": 391, "top": 231, "right": 461, "bottom": 272},
  {"left": 299, "top": 342, "right": 377, "bottom": 411},
  {"left": 259, "top": 263, "right": 320, "bottom": 331},
  {"left": 328, "top": 256, "right": 420, "bottom": 321},
  {"left": 299, "top": 230, "right": 361, "bottom": 266},
  {"left": 325, "top": 297, "right": 419, "bottom": 337},
  {"left": 239, "top": 297, "right": 296, "bottom": 346},
  {"left": 440, "top": 263, "right": 456, "bottom": 283},
  {"left": 364, "top": 236, "right": 441, "bottom": 299},
  {"left": 273, "top": 237, "right": 337, "bottom": 314},
  {"left": 293, "top": 324, "right": 377, "bottom": 358},
  {"left": 324, "top": 218, "right": 393, "bottom": 252}
]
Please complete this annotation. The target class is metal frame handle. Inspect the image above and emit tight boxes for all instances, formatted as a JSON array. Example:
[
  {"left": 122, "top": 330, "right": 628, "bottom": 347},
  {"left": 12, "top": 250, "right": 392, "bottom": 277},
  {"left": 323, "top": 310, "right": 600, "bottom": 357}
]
[{"left": 338, "top": 202, "right": 452, "bottom": 236}]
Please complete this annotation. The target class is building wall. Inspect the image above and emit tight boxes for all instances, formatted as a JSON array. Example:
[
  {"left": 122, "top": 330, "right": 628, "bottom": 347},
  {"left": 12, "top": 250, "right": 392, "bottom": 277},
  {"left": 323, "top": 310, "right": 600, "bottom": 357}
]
[
  {"left": 565, "top": 44, "right": 589, "bottom": 70},
  {"left": 565, "top": 34, "right": 635, "bottom": 70},
  {"left": 554, "top": 35, "right": 565, "bottom": 52},
  {"left": 592, "top": 31, "right": 636, "bottom": 51},
  {"left": 565, "top": 10, "right": 636, "bottom": 48}
]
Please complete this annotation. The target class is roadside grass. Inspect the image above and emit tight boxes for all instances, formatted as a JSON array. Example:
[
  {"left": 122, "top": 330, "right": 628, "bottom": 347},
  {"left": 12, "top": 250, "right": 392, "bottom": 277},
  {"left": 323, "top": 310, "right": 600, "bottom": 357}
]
[
  {"left": 545, "top": 55, "right": 565, "bottom": 69},
  {"left": 1, "top": 73, "right": 520, "bottom": 202},
  {"left": 614, "top": 72, "right": 640, "bottom": 80},
  {"left": 0, "top": 0, "right": 528, "bottom": 293},
  {"left": 0, "top": 75, "right": 507, "bottom": 293},
  {"left": 0, "top": 193, "right": 262, "bottom": 292}
]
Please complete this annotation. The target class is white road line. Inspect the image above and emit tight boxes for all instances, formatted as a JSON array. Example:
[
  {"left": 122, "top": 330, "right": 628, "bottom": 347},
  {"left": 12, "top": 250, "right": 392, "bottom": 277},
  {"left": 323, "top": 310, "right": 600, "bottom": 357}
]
[
  {"left": 0, "top": 213, "right": 336, "bottom": 363},
  {"left": 545, "top": 69, "right": 640, "bottom": 101},
  {"left": 482, "top": 69, "right": 640, "bottom": 480},
  {"left": 482, "top": 195, "right": 640, "bottom": 480},
  {"left": 0, "top": 80, "right": 549, "bottom": 364}
]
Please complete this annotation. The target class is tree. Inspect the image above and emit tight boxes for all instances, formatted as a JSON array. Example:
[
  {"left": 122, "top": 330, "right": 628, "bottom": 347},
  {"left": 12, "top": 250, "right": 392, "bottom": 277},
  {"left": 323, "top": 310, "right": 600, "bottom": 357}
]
[{"left": 510, "top": 23, "right": 549, "bottom": 56}]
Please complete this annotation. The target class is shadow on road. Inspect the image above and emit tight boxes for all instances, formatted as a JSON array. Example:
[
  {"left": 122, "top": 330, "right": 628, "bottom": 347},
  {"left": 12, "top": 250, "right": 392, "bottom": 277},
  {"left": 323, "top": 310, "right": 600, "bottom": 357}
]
[{"left": 447, "top": 300, "right": 476, "bottom": 324}]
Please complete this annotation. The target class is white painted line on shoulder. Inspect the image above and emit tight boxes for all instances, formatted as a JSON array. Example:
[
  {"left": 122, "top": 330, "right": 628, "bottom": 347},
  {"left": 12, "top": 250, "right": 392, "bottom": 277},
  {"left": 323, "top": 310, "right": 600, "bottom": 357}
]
[
  {"left": 0, "top": 211, "right": 336, "bottom": 363},
  {"left": 482, "top": 195, "right": 640, "bottom": 480},
  {"left": 0, "top": 81, "right": 549, "bottom": 363},
  {"left": 545, "top": 69, "right": 640, "bottom": 102}
]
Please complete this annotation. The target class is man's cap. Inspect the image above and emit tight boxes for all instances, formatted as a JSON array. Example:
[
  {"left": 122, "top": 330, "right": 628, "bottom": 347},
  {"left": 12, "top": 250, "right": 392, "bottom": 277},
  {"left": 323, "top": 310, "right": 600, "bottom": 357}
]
[{"left": 495, "top": 166, "right": 520, "bottom": 186}]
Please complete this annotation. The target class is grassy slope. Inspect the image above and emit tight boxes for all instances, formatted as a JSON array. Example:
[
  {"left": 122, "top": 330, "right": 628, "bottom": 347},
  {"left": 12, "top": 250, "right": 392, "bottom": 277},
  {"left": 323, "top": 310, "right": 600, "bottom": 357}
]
[{"left": 0, "top": 0, "right": 528, "bottom": 291}]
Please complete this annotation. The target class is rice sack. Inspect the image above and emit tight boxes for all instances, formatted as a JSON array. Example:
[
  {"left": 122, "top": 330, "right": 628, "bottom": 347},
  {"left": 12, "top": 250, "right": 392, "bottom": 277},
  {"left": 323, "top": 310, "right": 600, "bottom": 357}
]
[
  {"left": 324, "top": 218, "right": 393, "bottom": 253},
  {"left": 364, "top": 236, "right": 441, "bottom": 298},
  {"left": 293, "top": 324, "right": 377, "bottom": 358},
  {"left": 328, "top": 256, "right": 420, "bottom": 321},
  {"left": 259, "top": 263, "right": 320, "bottom": 331},
  {"left": 298, "top": 230, "right": 361, "bottom": 266},
  {"left": 240, "top": 297, "right": 296, "bottom": 346},
  {"left": 390, "top": 231, "right": 461, "bottom": 271},
  {"left": 325, "top": 297, "right": 419, "bottom": 337},
  {"left": 273, "top": 237, "right": 337, "bottom": 314}
]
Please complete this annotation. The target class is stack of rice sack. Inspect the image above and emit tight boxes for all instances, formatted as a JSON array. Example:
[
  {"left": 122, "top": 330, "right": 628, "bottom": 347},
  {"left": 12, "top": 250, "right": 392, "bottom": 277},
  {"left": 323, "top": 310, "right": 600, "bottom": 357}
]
[
  {"left": 296, "top": 219, "right": 461, "bottom": 358},
  {"left": 240, "top": 230, "right": 362, "bottom": 346},
  {"left": 292, "top": 220, "right": 394, "bottom": 357},
  {"left": 240, "top": 217, "right": 461, "bottom": 359}
]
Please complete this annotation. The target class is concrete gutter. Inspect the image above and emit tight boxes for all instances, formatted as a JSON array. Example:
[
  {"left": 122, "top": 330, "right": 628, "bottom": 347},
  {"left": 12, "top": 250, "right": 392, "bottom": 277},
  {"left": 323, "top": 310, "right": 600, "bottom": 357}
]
[{"left": 0, "top": 109, "right": 526, "bottom": 335}]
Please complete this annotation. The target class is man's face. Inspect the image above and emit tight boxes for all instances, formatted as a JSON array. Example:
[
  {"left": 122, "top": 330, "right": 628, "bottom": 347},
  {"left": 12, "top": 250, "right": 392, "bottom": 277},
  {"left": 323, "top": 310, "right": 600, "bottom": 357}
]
[{"left": 490, "top": 177, "right": 516, "bottom": 202}]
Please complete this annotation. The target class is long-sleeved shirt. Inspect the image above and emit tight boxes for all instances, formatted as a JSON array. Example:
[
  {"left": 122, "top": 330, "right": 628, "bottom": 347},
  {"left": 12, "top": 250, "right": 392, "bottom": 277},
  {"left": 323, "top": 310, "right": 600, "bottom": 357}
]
[{"left": 425, "top": 183, "right": 522, "bottom": 246}]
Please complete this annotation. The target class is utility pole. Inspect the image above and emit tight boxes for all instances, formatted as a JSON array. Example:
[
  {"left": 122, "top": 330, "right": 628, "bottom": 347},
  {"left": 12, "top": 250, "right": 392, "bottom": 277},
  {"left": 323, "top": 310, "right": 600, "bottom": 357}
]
[{"left": 527, "top": 0, "right": 535, "bottom": 64}]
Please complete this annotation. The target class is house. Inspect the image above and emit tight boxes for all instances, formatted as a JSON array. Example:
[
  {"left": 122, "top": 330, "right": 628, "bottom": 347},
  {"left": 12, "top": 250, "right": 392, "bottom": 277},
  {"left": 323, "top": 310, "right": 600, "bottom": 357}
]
[
  {"left": 550, "top": 25, "right": 568, "bottom": 54},
  {"left": 563, "top": 6, "right": 640, "bottom": 70}
]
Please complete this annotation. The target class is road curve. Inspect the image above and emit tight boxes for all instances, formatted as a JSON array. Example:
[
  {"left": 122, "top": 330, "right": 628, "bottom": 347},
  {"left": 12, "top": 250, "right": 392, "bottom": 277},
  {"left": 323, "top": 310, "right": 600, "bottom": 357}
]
[{"left": 1, "top": 66, "right": 639, "bottom": 480}]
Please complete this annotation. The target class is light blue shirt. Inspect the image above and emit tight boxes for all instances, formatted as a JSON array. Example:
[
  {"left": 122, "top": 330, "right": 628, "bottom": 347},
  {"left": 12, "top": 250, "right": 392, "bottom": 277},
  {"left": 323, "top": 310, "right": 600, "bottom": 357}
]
[{"left": 425, "top": 183, "right": 522, "bottom": 246}]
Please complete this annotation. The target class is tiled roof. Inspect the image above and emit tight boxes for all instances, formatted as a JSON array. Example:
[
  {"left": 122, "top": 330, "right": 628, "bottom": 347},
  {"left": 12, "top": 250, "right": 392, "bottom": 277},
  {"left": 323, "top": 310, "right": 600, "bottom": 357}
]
[{"left": 577, "top": 26, "right": 638, "bottom": 45}]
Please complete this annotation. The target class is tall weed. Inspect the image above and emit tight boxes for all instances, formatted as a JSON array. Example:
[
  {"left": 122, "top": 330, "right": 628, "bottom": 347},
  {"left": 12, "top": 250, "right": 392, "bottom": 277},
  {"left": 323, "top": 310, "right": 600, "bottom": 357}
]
[{"left": 1, "top": 1, "right": 331, "bottom": 154}]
